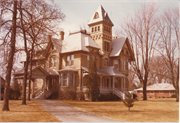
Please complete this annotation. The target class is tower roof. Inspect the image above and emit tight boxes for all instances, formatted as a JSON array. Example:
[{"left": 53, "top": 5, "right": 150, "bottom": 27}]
[{"left": 88, "top": 5, "right": 114, "bottom": 26}]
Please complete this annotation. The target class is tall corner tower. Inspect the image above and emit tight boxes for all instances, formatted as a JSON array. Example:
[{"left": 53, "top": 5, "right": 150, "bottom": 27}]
[{"left": 88, "top": 5, "right": 114, "bottom": 58}]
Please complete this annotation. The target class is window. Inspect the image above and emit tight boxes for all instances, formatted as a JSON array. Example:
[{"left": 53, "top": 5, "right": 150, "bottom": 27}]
[
  {"left": 105, "top": 58, "right": 109, "bottom": 67},
  {"left": 104, "top": 41, "right": 110, "bottom": 52},
  {"left": 114, "top": 59, "right": 119, "bottom": 70},
  {"left": 44, "top": 61, "right": 47, "bottom": 68},
  {"left": 63, "top": 74, "right": 67, "bottom": 86},
  {"left": 150, "top": 91, "right": 154, "bottom": 95},
  {"left": 50, "top": 56, "right": 57, "bottom": 68},
  {"left": 92, "top": 28, "right": 94, "bottom": 32},
  {"left": 95, "top": 27, "right": 97, "bottom": 32},
  {"left": 169, "top": 91, "right": 175, "bottom": 95},
  {"left": 159, "top": 91, "right": 164, "bottom": 94},
  {"left": 36, "top": 61, "right": 38, "bottom": 66},
  {"left": 87, "top": 55, "right": 90, "bottom": 67},
  {"left": 122, "top": 59, "right": 127, "bottom": 70},
  {"left": 69, "top": 74, "right": 73, "bottom": 87},
  {"left": 98, "top": 26, "right": 100, "bottom": 31},
  {"left": 66, "top": 54, "right": 74, "bottom": 66}
]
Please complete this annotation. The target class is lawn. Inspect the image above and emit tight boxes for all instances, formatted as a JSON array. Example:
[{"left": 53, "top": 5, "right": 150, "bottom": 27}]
[
  {"left": 0, "top": 100, "right": 61, "bottom": 122},
  {"left": 62, "top": 98, "right": 179, "bottom": 122}
]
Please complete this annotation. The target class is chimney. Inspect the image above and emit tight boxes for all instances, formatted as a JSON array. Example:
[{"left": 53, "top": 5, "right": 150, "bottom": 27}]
[
  {"left": 48, "top": 35, "right": 52, "bottom": 42},
  {"left": 60, "top": 31, "right": 64, "bottom": 40}
]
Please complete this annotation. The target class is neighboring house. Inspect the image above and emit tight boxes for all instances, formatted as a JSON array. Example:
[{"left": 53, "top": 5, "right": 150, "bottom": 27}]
[
  {"left": 1, "top": 76, "right": 6, "bottom": 100},
  {"left": 135, "top": 83, "right": 175, "bottom": 98},
  {"left": 14, "top": 5, "right": 135, "bottom": 100}
]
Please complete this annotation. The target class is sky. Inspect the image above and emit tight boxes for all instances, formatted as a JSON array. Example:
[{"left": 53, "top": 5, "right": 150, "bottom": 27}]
[{"left": 53, "top": 0, "right": 179, "bottom": 38}]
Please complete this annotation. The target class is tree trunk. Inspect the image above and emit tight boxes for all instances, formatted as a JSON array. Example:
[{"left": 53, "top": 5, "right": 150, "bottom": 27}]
[
  {"left": 143, "top": 80, "right": 147, "bottom": 100},
  {"left": 22, "top": 54, "right": 29, "bottom": 105},
  {"left": 2, "top": 0, "right": 17, "bottom": 111}
]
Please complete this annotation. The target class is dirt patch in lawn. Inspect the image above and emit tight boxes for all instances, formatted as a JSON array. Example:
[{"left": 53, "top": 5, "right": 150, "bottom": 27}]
[
  {"left": 62, "top": 98, "right": 179, "bottom": 122},
  {"left": 0, "top": 100, "right": 61, "bottom": 122}
]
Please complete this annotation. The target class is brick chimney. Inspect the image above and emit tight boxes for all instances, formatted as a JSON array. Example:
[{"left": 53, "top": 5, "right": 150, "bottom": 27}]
[
  {"left": 60, "top": 31, "right": 64, "bottom": 40},
  {"left": 48, "top": 35, "right": 52, "bottom": 42}
]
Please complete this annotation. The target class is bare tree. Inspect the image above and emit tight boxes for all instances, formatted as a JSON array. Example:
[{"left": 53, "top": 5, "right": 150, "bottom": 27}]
[
  {"left": 116, "top": 3, "right": 159, "bottom": 100},
  {"left": 1, "top": 0, "right": 17, "bottom": 111},
  {"left": 156, "top": 7, "right": 179, "bottom": 102}
]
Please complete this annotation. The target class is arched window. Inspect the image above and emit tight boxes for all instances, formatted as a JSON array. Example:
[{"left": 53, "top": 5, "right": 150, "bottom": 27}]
[
  {"left": 98, "top": 26, "right": 100, "bottom": 31},
  {"left": 92, "top": 27, "right": 94, "bottom": 32},
  {"left": 95, "top": 27, "right": 97, "bottom": 31}
]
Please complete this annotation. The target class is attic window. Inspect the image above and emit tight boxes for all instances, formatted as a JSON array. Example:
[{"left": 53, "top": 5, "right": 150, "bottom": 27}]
[{"left": 94, "top": 12, "right": 99, "bottom": 19}]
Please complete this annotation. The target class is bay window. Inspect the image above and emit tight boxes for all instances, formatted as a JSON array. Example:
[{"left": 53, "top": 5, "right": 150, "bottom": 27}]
[{"left": 114, "top": 59, "right": 119, "bottom": 70}]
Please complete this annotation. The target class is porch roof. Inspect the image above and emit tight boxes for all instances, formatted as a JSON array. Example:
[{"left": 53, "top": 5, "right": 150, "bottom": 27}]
[
  {"left": 81, "top": 66, "right": 126, "bottom": 77},
  {"left": 58, "top": 67, "right": 78, "bottom": 72},
  {"left": 14, "top": 66, "right": 59, "bottom": 76}
]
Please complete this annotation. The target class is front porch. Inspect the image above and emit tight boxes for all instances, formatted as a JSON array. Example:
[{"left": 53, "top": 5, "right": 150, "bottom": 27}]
[{"left": 81, "top": 66, "right": 129, "bottom": 99}]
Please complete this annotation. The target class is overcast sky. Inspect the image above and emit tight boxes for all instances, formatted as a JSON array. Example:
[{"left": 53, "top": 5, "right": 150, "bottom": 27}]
[{"left": 53, "top": 0, "right": 179, "bottom": 38}]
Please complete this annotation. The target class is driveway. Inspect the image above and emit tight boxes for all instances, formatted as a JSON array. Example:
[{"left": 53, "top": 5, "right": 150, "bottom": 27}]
[{"left": 36, "top": 99, "right": 119, "bottom": 122}]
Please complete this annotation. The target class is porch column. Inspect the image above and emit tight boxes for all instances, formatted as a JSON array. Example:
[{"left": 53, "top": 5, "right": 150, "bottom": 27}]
[
  {"left": 81, "top": 70, "right": 83, "bottom": 90},
  {"left": 73, "top": 73, "right": 75, "bottom": 87},
  {"left": 61, "top": 73, "right": 63, "bottom": 86},
  {"left": 67, "top": 73, "right": 70, "bottom": 87},
  {"left": 113, "top": 77, "right": 115, "bottom": 93},
  {"left": 109, "top": 77, "right": 111, "bottom": 88},
  {"left": 100, "top": 76, "right": 103, "bottom": 88}
]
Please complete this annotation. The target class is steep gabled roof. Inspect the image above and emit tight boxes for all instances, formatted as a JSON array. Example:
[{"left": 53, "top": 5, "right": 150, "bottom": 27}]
[
  {"left": 109, "top": 37, "right": 126, "bottom": 57},
  {"left": 109, "top": 37, "right": 135, "bottom": 61},
  {"left": 88, "top": 5, "right": 114, "bottom": 26},
  {"left": 61, "top": 31, "right": 100, "bottom": 53}
]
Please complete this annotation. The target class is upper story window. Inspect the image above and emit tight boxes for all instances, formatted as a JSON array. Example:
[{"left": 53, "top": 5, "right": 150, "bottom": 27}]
[
  {"left": 122, "top": 59, "right": 127, "bottom": 71},
  {"left": 114, "top": 59, "right": 119, "bottom": 70},
  {"left": 87, "top": 55, "right": 90, "bottom": 67},
  {"left": 50, "top": 56, "right": 57, "bottom": 68},
  {"left": 66, "top": 54, "right": 74, "bottom": 66},
  {"left": 98, "top": 26, "right": 100, "bottom": 31},
  {"left": 105, "top": 58, "right": 109, "bottom": 67},
  {"left": 92, "top": 28, "right": 94, "bottom": 32},
  {"left": 95, "top": 27, "right": 97, "bottom": 32},
  {"left": 104, "top": 41, "right": 110, "bottom": 52}
]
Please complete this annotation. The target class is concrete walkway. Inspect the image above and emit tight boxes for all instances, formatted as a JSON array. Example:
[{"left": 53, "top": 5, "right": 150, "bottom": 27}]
[{"left": 36, "top": 99, "right": 119, "bottom": 122}]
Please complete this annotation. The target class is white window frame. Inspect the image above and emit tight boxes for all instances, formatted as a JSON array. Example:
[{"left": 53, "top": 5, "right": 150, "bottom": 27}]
[
  {"left": 105, "top": 58, "right": 109, "bottom": 67},
  {"left": 63, "top": 74, "right": 67, "bottom": 86},
  {"left": 66, "top": 54, "right": 74, "bottom": 66},
  {"left": 114, "top": 59, "right": 119, "bottom": 70},
  {"left": 87, "top": 55, "right": 90, "bottom": 67},
  {"left": 50, "top": 56, "right": 57, "bottom": 68},
  {"left": 122, "top": 59, "right": 127, "bottom": 71}
]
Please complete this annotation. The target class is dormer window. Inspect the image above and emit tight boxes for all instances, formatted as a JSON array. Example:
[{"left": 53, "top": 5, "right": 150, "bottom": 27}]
[{"left": 94, "top": 12, "right": 99, "bottom": 19}]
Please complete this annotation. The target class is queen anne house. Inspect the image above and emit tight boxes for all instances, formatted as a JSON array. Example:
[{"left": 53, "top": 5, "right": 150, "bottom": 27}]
[{"left": 14, "top": 5, "right": 135, "bottom": 100}]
